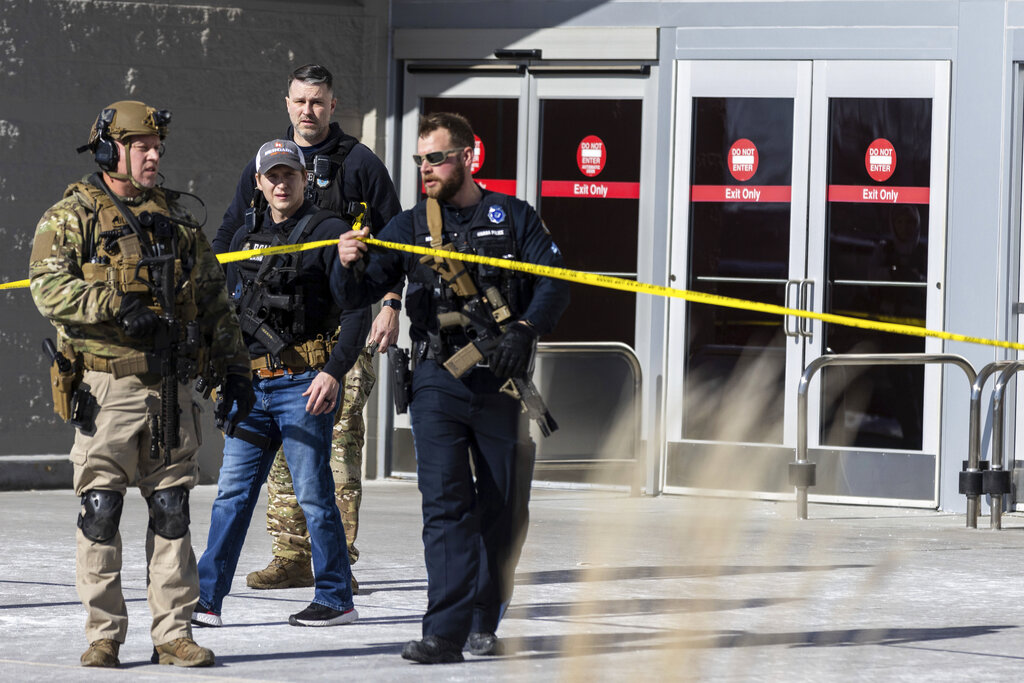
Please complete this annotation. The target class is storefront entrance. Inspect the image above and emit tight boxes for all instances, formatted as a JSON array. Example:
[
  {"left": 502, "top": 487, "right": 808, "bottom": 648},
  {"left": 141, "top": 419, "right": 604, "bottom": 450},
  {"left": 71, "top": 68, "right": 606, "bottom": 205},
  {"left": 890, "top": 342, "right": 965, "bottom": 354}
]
[{"left": 665, "top": 61, "right": 950, "bottom": 506}]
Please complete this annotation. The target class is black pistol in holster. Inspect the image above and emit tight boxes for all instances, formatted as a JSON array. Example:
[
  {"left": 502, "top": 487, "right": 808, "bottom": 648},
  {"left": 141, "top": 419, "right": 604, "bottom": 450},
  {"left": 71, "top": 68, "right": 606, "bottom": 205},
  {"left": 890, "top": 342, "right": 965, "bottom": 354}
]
[
  {"left": 41, "top": 338, "right": 96, "bottom": 433},
  {"left": 236, "top": 286, "right": 292, "bottom": 357},
  {"left": 388, "top": 345, "right": 412, "bottom": 414}
]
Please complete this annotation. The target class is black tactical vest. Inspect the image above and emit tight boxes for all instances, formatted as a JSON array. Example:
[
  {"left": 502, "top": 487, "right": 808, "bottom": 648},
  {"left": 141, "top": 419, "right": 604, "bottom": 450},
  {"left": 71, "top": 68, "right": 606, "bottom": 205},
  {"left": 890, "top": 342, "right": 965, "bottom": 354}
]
[
  {"left": 233, "top": 206, "right": 334, "bottom": 346},
  {"left": 303, "top": 134, "right": 360, "bottom": 219},
  {"left": 408, "top": 192, "right": 527, "bottom": 336}
]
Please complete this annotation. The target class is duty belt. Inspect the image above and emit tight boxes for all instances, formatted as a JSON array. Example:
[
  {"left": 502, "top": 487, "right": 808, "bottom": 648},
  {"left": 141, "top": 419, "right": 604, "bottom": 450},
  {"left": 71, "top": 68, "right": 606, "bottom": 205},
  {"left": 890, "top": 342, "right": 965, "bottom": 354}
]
[
  {"left": 81, "top": 351, "right": 154, "bottom": 380},
  {"left": 249, "top": 337, "right": 333, "bottom": 378},
  {"left": 250, "top": 353, "right": 308, "bottom": 379},
  {"left": 411, "top": 340, "right": 434, "bottom": 369},
  {"left": 412, "top": 336, "right": 489, "bottom": 371}
]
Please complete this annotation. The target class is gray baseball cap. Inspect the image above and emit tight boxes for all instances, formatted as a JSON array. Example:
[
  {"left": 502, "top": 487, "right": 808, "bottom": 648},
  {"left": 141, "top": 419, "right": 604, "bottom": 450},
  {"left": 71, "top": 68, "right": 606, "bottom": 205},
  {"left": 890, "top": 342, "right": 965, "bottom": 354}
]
[{"left": 255, "top": 139, "right": 306, "bottom": 174}]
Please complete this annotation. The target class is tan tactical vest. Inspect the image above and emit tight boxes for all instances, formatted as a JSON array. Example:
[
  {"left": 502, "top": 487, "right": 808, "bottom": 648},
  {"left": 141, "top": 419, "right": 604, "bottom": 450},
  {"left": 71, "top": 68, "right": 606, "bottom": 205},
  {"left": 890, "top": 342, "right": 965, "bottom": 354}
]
[{"left": 63, "top": 181, "right": 201, "bottom": 372}]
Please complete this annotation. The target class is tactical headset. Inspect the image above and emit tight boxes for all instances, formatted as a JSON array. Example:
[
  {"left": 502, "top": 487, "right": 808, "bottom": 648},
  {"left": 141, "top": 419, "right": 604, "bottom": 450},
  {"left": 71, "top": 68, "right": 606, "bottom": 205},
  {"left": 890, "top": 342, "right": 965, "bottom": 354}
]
[{"left": 90, "top": 108, "right": 119, "bottom": 172}]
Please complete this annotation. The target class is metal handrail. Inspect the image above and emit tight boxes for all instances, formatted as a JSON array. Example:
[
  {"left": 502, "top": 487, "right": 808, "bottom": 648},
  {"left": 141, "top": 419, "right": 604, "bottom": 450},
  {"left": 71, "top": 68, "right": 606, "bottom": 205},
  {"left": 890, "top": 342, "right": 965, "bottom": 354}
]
[
  {"left": 988, "top": 362, "right": 1024, "bottom": 529},
  {"left": 965, "top": 361, "right": 1020, "bottom": 528},
  {"left": 794, "top": 353, "right": 977, "bottom": 520},
  {"left": 534, "top": 342, "right": 644, "bottom": 495}
]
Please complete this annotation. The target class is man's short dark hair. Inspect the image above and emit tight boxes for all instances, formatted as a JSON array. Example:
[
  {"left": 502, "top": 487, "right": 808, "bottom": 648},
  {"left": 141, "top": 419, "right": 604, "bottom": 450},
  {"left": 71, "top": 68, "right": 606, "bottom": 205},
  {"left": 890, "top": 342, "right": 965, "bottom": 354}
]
[
  {"left": 288, "top": 64, "right": 333, "bottom": 91},
  {"left": 418, "top": 112, "right": 475, "bottom": 150}
]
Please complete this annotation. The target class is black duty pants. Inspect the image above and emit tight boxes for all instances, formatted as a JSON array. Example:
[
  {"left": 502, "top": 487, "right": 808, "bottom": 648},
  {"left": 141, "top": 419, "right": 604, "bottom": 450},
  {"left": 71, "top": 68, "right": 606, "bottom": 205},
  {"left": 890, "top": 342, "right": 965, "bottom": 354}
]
[{"left": 409, "top": 360, "right": 535, "bottom": 645}]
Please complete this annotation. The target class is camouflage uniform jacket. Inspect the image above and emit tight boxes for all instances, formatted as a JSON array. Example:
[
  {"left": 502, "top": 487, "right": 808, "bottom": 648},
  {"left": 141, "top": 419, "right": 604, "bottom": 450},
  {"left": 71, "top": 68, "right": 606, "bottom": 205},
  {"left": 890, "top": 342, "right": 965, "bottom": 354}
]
[{"left": 29, "top": 176, "right": 247, "bottom": 371}]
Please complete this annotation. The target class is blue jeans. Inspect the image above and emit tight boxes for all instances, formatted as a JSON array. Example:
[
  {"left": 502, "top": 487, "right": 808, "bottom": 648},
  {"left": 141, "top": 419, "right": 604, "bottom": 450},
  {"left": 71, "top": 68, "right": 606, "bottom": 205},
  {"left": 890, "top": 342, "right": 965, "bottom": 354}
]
[{"left": 197, "top": 370, "right": 353, "bottom": 613}]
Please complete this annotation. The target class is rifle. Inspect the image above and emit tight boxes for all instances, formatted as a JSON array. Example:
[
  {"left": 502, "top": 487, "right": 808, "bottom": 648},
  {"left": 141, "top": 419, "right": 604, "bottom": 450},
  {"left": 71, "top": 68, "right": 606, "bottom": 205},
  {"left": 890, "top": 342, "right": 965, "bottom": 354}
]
[
  {"left": 417, "top": 197, "right": 556, "bottom": 436},
  {"left": 134, "top": 213, "right": 201, "bottom": 466},
  {"left": 434, "top": 274, "right": 558, "bottom": 437}
]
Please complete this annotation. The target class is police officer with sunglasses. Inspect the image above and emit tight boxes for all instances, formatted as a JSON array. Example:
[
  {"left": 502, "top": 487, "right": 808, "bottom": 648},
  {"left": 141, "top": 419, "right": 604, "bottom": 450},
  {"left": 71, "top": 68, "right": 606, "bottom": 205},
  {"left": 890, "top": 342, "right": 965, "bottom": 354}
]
[{"left": 337, "top": 112, "right": 569, "bottom": 664}]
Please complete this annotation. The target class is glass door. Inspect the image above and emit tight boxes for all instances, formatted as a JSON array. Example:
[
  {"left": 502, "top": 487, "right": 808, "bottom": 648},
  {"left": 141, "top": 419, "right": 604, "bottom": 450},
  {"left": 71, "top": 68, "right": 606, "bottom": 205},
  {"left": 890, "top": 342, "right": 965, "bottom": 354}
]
[
  {"left": 396, "top": 67, "right": 653, "bottom": 483},
  {"left": 400, "top": 72, "right": 529, "bottom": 208},
  {"left": 666, "top": 61, "right": 812, "bottom": 491},
  {"left": 529, "top": 75, "right": 647, "bottom": 346},
  {"left": 666, "top": 61, "right": 949, "bottom": 505},
  {"left": 402, "top": 71, "right": 649, "bottom": 347}
]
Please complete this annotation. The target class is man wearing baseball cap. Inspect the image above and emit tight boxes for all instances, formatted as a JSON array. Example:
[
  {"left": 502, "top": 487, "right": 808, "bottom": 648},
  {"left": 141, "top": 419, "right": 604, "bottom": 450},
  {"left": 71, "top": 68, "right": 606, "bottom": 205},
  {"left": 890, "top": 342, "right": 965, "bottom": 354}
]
[
  {"left": 217, "top": 64, "right": 400, "bottom": 597},
  {"left": 193, "top": 139, "right": 365, "bottom": 628}
]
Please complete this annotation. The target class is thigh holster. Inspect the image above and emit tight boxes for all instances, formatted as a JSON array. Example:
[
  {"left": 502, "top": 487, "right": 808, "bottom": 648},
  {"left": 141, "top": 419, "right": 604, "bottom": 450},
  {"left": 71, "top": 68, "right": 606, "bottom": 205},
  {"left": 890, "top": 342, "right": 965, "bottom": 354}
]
[
  {"left": 147, "top": 486, "right": 191, "bottom": 539},
  {"left": 78, "top": 489, "right": 124, "bottom": 543}
]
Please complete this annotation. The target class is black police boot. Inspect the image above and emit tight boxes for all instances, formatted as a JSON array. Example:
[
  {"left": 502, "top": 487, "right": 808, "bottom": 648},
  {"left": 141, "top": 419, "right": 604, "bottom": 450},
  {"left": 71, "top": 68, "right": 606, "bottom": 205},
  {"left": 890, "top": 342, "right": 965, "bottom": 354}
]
[
  {"left": 467, "top": 631, "right": 504, "bottom": 656},
  {"left": 401, "top": 635, "right": 465, "bottom": 664}
]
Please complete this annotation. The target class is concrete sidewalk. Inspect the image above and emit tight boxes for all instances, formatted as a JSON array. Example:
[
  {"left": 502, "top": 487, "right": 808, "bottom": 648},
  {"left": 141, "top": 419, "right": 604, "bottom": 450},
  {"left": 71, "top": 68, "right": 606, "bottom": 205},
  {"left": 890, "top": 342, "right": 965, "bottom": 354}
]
[{"left": 2, "top": 480, "right": 1024, "bottom": 681}]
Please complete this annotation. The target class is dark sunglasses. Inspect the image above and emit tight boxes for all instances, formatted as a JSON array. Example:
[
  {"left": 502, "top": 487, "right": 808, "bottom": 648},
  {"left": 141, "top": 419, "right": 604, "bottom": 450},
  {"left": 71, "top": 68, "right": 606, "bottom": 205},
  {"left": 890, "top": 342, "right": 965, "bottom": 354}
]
[{"left": 412, "top": 148, "right": 464, "bottom": 166}]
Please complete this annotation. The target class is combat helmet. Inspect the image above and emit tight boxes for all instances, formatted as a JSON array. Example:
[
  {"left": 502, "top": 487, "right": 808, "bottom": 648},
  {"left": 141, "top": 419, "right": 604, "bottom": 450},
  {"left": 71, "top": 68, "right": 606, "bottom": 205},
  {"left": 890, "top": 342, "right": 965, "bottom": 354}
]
[{"left": 78, "top": 100, "right": 171, "bottom": 187}]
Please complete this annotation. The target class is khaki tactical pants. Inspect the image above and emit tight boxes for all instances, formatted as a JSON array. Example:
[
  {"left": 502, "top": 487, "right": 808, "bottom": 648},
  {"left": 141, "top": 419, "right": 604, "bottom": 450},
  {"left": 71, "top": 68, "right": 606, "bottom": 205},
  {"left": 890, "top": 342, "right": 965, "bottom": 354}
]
[
  {"left": 265, "top": 347, "right": 376, "bottom": 565},
  {"left": 71, "top": 370, "right": 202, "bottom": 646}
]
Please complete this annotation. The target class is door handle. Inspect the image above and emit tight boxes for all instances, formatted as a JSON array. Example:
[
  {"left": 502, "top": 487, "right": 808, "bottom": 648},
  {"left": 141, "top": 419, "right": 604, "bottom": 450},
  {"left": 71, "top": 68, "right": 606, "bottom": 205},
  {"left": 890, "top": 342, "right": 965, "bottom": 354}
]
[
  {"left": 784, "top": 280, "right": 800, "bottom": 338},
  {"left": 798, "top": 279, "right": 814, "bottom": 339}
]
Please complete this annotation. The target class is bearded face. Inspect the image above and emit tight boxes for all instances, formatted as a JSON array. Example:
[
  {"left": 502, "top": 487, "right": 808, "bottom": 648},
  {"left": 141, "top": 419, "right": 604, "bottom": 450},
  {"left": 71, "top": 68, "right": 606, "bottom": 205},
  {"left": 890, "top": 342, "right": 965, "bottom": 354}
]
[{"left": 423, "top": 158, "right": 465, "bottom": 202}]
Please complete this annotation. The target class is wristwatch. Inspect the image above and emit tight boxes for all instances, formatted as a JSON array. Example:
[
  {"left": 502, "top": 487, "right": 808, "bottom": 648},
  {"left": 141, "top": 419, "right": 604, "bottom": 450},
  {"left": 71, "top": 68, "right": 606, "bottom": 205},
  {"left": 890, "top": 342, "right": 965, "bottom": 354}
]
[{"left": 382, "top": 298, "right": 402, "bottom": 312}]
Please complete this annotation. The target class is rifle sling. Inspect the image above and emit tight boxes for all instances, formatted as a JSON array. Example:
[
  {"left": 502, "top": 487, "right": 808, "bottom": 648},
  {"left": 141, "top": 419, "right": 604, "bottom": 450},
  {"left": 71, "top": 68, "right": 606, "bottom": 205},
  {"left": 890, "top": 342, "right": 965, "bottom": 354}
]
[
  {"left": 87, "top": 172, "right": 156, "bottom": 258},
  {"left": 254, "top": 208, "right": 334, "bottom": 285},
  {"left": 423, "top": 198, "right": 478, "bottom": 297}
]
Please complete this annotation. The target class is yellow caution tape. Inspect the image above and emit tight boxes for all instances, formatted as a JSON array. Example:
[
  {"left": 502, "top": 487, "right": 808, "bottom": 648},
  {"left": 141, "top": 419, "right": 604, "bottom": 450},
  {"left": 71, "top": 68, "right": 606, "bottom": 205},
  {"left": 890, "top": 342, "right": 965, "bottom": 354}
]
[
  {"left": 215, "top": 239, "right": 343, "bottom": 264},
  {"left": 6, "top": 230, "right": 1024, "bottom": 352},
  {"left": 360, "top": 236, "right": 1024, "bottom": 351}
]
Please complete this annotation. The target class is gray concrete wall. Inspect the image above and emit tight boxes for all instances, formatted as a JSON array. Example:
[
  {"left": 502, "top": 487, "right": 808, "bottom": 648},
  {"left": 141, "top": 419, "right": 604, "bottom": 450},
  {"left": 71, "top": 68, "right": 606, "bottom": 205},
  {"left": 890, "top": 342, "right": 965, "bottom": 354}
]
[{"left": 0, "top": 0, "right": 390, "bottom": 485}]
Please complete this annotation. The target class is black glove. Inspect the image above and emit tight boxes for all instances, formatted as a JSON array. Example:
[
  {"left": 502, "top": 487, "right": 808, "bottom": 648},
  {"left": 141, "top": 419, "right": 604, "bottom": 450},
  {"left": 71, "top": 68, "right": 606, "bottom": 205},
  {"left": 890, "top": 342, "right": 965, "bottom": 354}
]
[
  {"left": 115, "top": 292, "right": 160, "bottom": 338},
  {"left": 215, "top": 371, "right": 255, "bottom": 429},
  {"left": 488, "top": 322, "right": 537, "bottom": 379}
]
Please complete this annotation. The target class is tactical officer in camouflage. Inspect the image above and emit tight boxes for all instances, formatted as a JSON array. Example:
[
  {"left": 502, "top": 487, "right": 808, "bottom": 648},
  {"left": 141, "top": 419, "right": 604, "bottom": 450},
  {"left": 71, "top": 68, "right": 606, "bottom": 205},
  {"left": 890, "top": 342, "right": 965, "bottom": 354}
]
[
  {"left": 215, "top": 64, "right": 402, "bottom": 594},
  {"left": 28, "top": 100, "right": 254, "bottom": 668}
]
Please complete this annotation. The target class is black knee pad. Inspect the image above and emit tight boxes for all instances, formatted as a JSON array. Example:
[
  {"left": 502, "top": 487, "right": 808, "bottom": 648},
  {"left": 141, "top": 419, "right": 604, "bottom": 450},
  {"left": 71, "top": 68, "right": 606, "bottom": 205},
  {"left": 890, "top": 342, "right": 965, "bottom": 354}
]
[
  {"left": 78, "top": 489, "right": 123, "bottom": 543},
  {"left": 147, "top": 486, "right": 190, "bottom": 539}
]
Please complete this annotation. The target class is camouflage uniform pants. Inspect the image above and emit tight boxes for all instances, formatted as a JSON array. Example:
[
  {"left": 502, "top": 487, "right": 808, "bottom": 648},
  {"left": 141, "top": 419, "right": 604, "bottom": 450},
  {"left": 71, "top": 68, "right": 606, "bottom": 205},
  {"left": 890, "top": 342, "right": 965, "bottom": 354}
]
[{"left": 265, "top": 348, "right": 376, "bottom": 565}]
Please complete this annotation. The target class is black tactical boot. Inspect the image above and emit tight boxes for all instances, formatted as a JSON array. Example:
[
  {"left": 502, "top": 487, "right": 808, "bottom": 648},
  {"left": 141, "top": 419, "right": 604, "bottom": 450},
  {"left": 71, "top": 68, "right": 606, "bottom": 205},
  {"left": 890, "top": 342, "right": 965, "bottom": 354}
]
[
  {"left": 467, "top": 631, "right": 504, "bottom": 656},
  {"left": 401, "top": 635, "right": 465, "bottom": 664}
]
